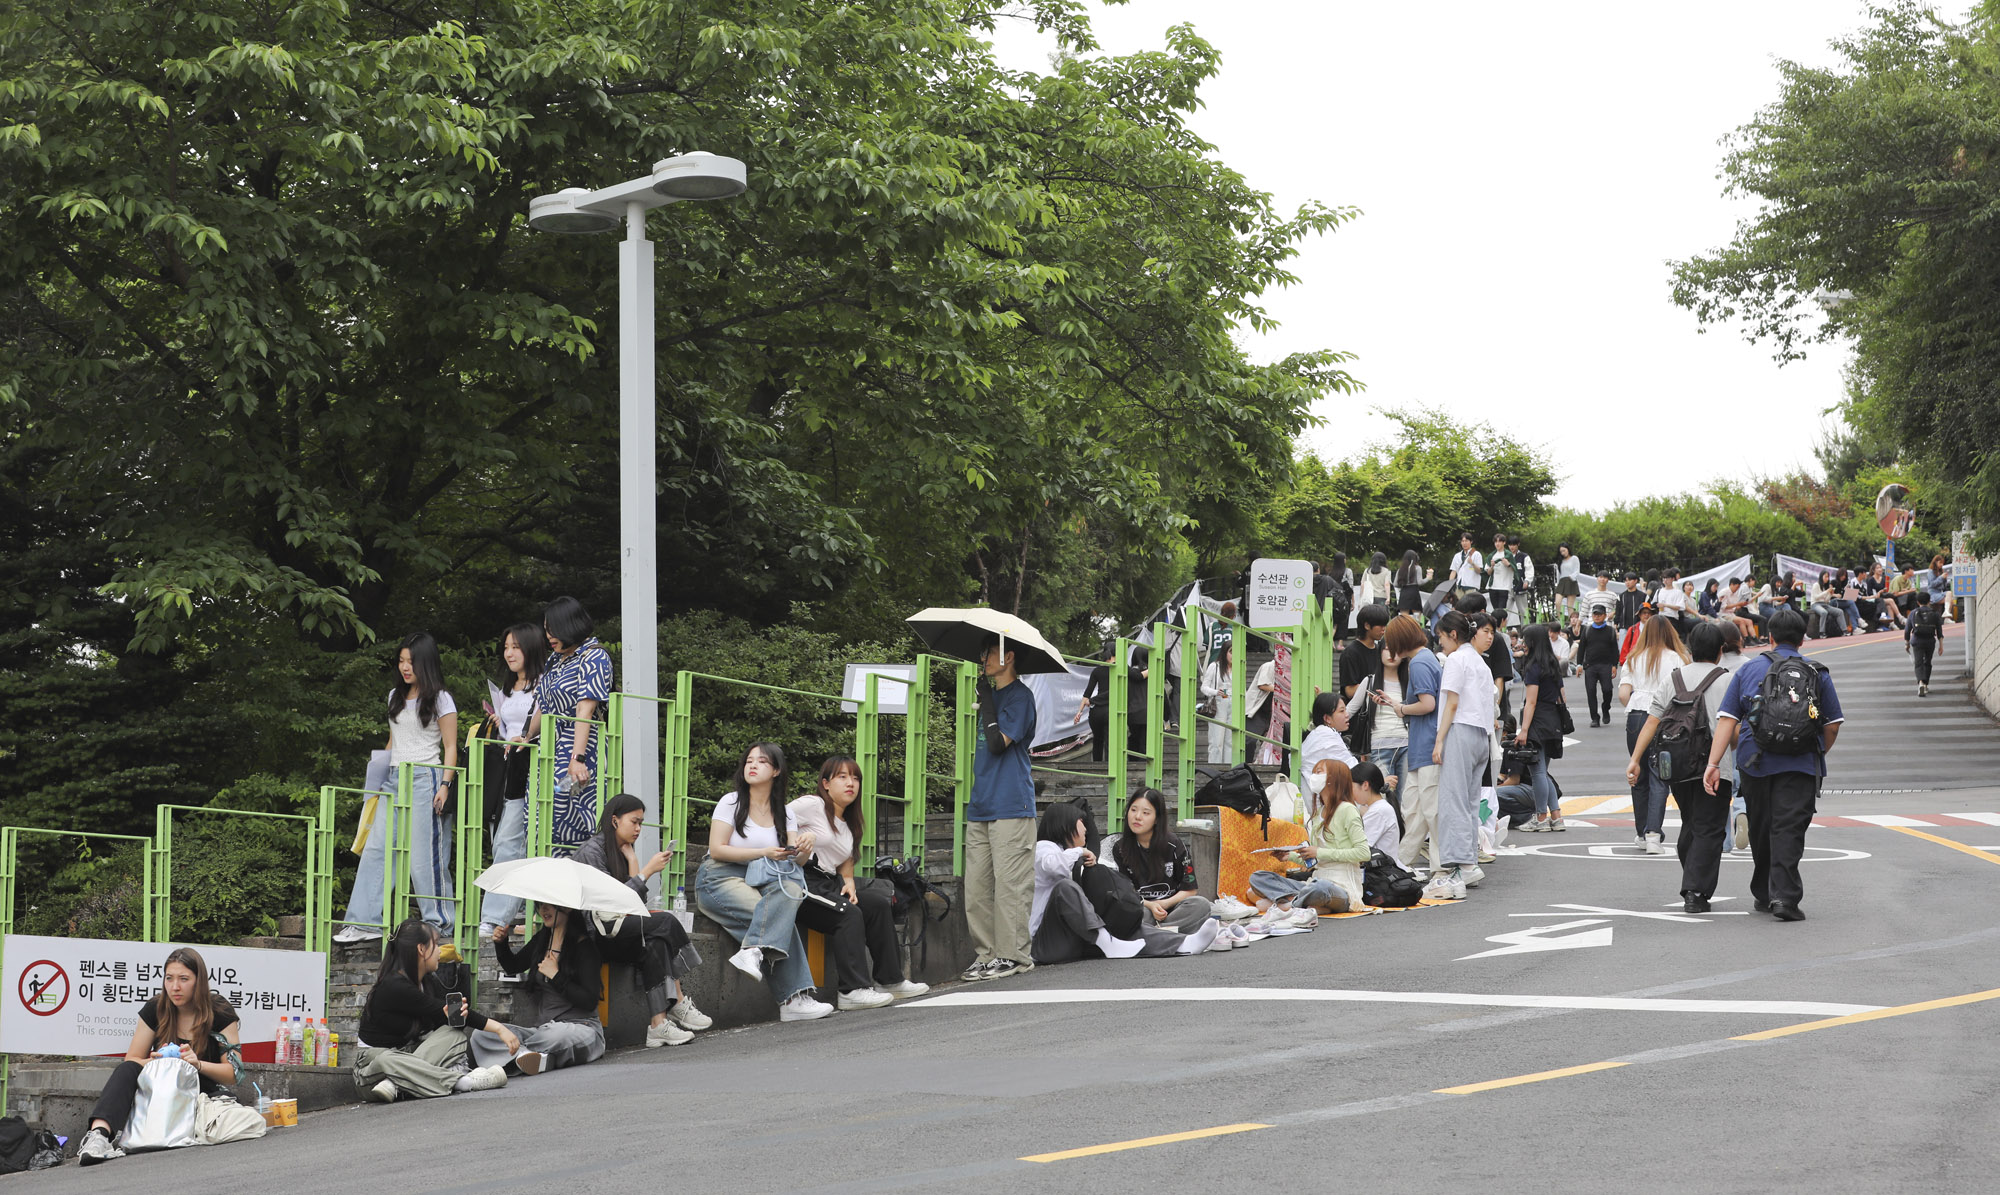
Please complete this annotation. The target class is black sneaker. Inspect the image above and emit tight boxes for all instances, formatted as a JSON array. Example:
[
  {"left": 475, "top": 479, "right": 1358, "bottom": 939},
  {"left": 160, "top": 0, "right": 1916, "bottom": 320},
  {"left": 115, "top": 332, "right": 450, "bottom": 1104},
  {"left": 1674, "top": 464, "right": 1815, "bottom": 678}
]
[{"left": 984, "top": 959, "right": 1034, "bottom": 980}]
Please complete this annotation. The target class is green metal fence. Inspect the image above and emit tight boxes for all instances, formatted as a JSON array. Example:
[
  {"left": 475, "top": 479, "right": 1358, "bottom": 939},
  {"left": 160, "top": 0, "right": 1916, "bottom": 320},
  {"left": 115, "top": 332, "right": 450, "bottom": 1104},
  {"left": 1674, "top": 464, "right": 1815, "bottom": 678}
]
[{"left": 151, "top": 804, "right": 330, "bottom": 955}]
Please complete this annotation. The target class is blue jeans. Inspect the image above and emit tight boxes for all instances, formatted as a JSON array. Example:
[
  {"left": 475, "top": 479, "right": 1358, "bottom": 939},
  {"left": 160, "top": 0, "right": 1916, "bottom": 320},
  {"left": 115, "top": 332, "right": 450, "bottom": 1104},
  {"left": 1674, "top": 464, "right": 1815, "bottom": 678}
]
[
  {"left": 1375, "top": 744, "right": 1408, "bottom": 808},
  {"left": 479, "top": 797, "right": 529, "bottom": 929},
  {"left": 343, "top": 766, "right": 454, "bottom": 930},
  {"left": 1624, "top": 710, "right": 1668, "bottom": 836},
  {"left": 1247, "top": 869, "right": 1349, "bottom": 912},
  {"left": 694, "top": 859, "right": 814, "bottom": 1003},
  {"left": 1524, "top": 748, "right": 1558, "bottom": 816}
]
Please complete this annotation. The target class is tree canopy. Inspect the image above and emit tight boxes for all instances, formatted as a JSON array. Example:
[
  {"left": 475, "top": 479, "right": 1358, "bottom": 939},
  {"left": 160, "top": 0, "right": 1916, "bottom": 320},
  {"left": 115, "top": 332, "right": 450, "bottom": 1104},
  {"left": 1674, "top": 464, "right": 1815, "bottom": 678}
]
[{"left": 1670, "top": 0, "right": 2000, "bottom": 550}]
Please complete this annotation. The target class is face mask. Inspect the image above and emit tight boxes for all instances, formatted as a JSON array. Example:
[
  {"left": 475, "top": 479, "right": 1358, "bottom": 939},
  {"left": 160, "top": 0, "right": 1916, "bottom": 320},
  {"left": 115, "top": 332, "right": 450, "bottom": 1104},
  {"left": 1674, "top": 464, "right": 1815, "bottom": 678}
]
[{"left": 1305, "top": 770, "right": 1326, "bottom": 794}]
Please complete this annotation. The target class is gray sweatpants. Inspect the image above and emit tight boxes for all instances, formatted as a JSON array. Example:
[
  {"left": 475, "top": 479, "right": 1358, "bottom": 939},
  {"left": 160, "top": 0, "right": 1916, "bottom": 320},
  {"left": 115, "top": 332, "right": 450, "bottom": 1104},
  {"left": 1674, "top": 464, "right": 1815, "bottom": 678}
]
[
  {"left": 1158, "top": 895, "right": 1214, "bottom": 933},
  {"left": 470, "top": 1019, "right": 604, "bottom": 1072},
  {"left": 1437, "top": 726, "right": 1488, "bottom": 868},
  {"left": 352, "top": 1025, "right": 470, "bottom": 1100},
  {"left": 1031, "top": 878, "right": 1185, "bottom": 965}
]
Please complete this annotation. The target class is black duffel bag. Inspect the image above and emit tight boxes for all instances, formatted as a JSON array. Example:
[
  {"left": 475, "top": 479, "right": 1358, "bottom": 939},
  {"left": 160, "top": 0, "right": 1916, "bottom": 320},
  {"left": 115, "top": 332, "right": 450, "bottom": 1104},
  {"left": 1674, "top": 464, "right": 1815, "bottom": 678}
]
[{"left": 1363, "top": 849, "right": 1423, "bottom": 908}]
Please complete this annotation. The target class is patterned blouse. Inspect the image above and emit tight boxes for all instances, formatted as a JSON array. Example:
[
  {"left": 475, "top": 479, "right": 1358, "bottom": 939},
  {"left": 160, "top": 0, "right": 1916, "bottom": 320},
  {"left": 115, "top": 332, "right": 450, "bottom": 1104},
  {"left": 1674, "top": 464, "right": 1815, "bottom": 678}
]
[{"left": 539, "top": 637, "right": 613, "bottom": 850}]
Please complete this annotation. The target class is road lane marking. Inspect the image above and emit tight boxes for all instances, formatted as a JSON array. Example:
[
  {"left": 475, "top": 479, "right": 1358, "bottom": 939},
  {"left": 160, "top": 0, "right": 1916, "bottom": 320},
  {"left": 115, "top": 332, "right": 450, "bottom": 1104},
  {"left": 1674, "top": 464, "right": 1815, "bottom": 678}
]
[
  {"left": 1731, "top": 987, "right": 2000, "bottom": 1041},
  {"left": 904, "top": 987, "right": 1880, "bottom": 1015},
  {"left": 1435, "top": 1060, "right": 1627, "bottom": 1095},
  {"left": 1458, "top": 920, "right": 1615, "bottom": 960},
  {"left": 1887, "top": 825, "right": 2000, "bottom": 866},
  {"left": 1021, "top": 1122, "right": 1269, "bottom": 1163}
]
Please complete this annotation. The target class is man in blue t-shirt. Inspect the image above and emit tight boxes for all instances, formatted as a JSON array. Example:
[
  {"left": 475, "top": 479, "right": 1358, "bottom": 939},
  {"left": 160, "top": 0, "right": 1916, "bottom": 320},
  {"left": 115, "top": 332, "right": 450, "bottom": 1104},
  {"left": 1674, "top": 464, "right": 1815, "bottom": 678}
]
[
  {"left": 962, "top": 634, "right": 1038, "bottom": 982},
  {"left": 1705, "top": 609, "right": 1844, "bottom": 922}
]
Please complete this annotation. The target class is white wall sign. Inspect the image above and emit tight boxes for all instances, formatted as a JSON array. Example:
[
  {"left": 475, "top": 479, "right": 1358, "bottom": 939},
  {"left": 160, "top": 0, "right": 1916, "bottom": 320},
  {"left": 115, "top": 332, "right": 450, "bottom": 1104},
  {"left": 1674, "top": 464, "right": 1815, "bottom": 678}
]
[
  {"left": 1247, "top": 558, "right": 1312, "bottom": 628},
  {"left": 839, "top": 664, "right": 916, "bottom": 715},
  {"left": 1, "top": 935, "right": 325, "bottom": 1061}
]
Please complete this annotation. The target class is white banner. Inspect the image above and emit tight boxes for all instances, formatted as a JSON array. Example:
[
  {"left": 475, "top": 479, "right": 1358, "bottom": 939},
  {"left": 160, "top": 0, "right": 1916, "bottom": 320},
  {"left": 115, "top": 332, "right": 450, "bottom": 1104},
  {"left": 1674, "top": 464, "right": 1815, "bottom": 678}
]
[
  {"left": 1248, "top": 558, "right": 1312, "bottom": 628},
  {"left": 1678, "top": 554, "right": 1756, "bottom": 596},
  {"left": 2, "top": 935, "right": 324, "bottom": 1060},
  {"left": 1020, "top": 665, "right": 1092, "bottom": 751}
]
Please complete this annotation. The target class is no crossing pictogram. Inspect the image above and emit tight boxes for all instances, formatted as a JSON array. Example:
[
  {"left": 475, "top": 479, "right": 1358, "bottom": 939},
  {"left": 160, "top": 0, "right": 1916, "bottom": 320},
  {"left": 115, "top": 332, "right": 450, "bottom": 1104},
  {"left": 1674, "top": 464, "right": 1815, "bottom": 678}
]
[{"left": 18, "top": 959, "right": 69, "bottom": 1016}]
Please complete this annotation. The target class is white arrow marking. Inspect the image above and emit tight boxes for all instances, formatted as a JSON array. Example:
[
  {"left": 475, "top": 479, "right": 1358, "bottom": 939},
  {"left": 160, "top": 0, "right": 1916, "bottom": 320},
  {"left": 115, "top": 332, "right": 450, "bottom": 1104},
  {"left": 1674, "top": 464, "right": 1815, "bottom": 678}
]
[{"left": 1458, "top": 919, "right": 1615, "bottom": 960}]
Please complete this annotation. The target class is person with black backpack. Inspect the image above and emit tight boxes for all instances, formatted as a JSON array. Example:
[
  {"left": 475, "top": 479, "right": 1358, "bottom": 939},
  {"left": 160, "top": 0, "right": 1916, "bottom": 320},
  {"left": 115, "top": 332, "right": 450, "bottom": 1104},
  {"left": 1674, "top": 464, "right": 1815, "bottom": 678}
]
[
  {"left": 1624, "top": 622, "right": 1736, "bottom": 912},
  {"left": 1705, "top": 609, "right": 1844, "bottom": 922},
  {"left": 1907, "top": 590, "right": 1946, "bottom": 697}
]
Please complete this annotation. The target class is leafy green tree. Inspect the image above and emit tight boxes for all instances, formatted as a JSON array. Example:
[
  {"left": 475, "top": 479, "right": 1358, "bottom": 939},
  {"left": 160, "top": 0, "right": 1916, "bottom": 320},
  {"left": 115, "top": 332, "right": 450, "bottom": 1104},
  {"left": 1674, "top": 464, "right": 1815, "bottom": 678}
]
[{"left": 1670, "top": 0, "right": 2000, "bottom": 549}]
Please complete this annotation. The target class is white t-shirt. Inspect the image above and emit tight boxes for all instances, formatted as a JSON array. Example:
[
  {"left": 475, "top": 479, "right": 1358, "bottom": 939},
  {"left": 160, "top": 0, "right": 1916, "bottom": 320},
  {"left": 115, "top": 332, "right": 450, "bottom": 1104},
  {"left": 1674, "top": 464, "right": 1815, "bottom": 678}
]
[
  {"left": 1721, "top": 586, "right": 1750, "bottom": 613},
  {"left": 1488, "top": 552, "right": 1515, "bottom": 591},
  {"left": 787, "top": 796, "right": 855, "bottom": 870},
  {"left": 1451, "top": 550, "right": 1484, "bottom": 588},
  {"left": 1558, "top": 555, "right": 1582, "bottom": 582},
  {"left": 1371, "top": 671, "right": 1408, "bottom": 749},
  {"left": 495, "top": 685, "right": 536, "bottom": 740},
  {"left": 1244, "top": 659, "right": 1276, "bottom": 718},
  {"left": 387, "top": 688, "right": 458, "bottom": 765},
  {"left": 711, "top": 791, "right": 798, "bottom": 852},
  {"left": 1619, "top": 650, "right": 1684, "bottom": 714},
  {"left": 1360, "top": 798, "right": 1401, "bottom": 859},
  {"left": 1656, "top": 585, "right": 1687, "bottom": 614},
  {"left": 1301, "top": 724, "right": 1357, "bottom": 773},
  {"left": 1442, "top": 645, "right": 1496, "bottom": 730}
]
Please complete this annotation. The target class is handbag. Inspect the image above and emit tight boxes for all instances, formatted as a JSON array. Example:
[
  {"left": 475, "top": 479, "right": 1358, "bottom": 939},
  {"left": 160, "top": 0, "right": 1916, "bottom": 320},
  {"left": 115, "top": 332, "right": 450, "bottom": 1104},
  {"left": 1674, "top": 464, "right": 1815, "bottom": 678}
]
[
  {"left": 193, "top": 1094, "right": 266, "bottom": 1146},
  {"left": 122, "top": 1058, "right": 200, "bottom": 1152}
]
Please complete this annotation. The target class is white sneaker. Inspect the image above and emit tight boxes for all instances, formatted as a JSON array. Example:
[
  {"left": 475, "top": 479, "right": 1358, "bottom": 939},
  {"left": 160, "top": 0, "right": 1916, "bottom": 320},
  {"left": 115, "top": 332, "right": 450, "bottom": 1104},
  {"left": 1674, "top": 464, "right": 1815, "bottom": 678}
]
[
  {"left": 668, "top": 997, "right": 713, "bottom": 1031},
  {"left": 453, "top": 1065, "right": 508, "bottom": 1093},
  {"left": 779, "top": 993, "right": 834, "bottom": 1022},
  {"left": 333, "top": 925, "right": 378, "bottom": 944},
  {"left": 1645, "top": 833, "right": 1665, "bottom": 856},
  {"left": 1634, "top": 835, "right": 1647, "bottom": 849},
  {"left": 76, "top": 1127, "right": 124, "bottom": 1165},
  {"left": 1457, "top": 864, "right": 1486, "bottom": 888},
  {"left": 729, "top": 946, "right": 764, "bottom": 979},
  {"left": 367, "top": 1078, "right": 399, "bottom": 1103},
  {"left": 1729, "top": 846, "right": 1752, "bottom": 857},
  {"left": 646, "top": 1020, "right": 693, "bottom": 1047},
  {"left": 1211, "top": 896, "right": 1257, "bottom": 921},
  {"left": 838, "top": 988, "right": 895, "bottom": 1010},
  {"left": 882, "top": 979, "right": 931, "bottom": 998},
  {"left": 511, "top": 1050, "right": 544, "bottom": 1076},
  {"left": 1287, "top": 908, "right": 1319, "bottom": 929},
  {"left": 1206, "top": 925, "right": 1238, "bottom": 951},
  {"left": 1423, "top": 869, "right": 1464, "bottom": 900},
  {"left": 1226, "top": 923, "right": 1258, "bottom": 945}
]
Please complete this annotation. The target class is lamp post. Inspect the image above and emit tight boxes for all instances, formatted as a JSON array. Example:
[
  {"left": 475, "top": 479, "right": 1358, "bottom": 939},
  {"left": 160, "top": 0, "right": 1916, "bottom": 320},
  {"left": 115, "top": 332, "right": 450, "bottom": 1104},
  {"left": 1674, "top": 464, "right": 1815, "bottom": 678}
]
[{"left": 528, "top": 153, "right": 748, "bottom": 875}]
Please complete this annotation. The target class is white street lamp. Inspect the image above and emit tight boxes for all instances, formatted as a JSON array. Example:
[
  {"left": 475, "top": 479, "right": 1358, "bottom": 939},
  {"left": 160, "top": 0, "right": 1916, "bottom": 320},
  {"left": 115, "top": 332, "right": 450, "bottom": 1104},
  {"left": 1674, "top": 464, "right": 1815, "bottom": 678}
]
[{"left": 528, "top": 152, "right": 748, "bottom": 874}]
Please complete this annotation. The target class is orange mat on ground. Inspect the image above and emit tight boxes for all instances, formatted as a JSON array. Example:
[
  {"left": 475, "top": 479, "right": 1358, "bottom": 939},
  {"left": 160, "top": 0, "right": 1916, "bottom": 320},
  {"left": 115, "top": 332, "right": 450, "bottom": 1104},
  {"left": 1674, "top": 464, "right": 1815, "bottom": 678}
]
[{"left": 1324, "top": 896, "right": 1462, "bottom": 918}]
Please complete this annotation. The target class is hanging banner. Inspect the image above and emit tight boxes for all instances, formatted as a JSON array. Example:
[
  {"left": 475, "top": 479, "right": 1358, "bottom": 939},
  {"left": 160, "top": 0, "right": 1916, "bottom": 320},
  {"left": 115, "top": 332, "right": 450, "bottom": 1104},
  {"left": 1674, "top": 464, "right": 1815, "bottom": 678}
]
[
  {"left": 2, "top": 935, "right": 324, "bottom": 1061},
  {"left": 1677, "top": 555, "right": 1756, "bottom": 597},
  {"left": 1019, "top": 665, "right": 1092, "bottom": 751}
]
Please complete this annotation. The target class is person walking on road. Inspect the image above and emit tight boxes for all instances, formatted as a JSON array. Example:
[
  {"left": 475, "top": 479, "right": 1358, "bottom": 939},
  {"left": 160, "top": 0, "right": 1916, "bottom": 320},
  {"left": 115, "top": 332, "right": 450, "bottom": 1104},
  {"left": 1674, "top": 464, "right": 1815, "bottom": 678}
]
[
  {"left": 1704, "top": 610, "right": 1843, "bottom": 922},
  {"left": 1620, "top": 616, "right": 1687, "bottom": 855},
  {"left": 1907, "top": 591, "right": 1945, "bottom": 696},
  {"left": 1577, "top": 604, "right": 1620, "bottom": 728},
  {"left": 1623, "top": 622, "right": 1734, "bottom": 912}
]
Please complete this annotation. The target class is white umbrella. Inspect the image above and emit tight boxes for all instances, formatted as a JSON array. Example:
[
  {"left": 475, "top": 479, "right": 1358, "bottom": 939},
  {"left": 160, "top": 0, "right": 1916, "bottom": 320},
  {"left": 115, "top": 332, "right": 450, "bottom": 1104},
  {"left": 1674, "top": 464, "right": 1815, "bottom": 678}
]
[
  {"left": 473, "top": 857, "right": 647, "bottom": 919},
  {"left": 906, "top": 606, "right": 1070, "bottom": 674}
]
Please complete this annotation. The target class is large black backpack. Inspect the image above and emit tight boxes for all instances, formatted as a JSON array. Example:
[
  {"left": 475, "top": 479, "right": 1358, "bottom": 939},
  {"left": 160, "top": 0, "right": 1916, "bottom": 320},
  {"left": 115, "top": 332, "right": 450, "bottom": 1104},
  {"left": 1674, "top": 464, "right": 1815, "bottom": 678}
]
[
  {"left": 1910, "top": 605, "right": 1945, "bottom": 642},
  {"left": 1750, "top": 654, "right": 1828, "bottom": 757},
  {"left": 1195, "top": 765, "right": 1270, "bottom": 835},
  {"left": 1363, "top": 850, "right": 1423, "bottom": 908},
  {"left": 1653, "top": 665, "right": 1727, "bottom": 785}
]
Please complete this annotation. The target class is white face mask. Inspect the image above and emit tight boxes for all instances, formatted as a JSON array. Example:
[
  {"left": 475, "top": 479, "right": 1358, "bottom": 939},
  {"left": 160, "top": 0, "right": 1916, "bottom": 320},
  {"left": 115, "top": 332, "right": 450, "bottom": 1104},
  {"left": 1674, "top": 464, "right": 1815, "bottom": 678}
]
[{"left": 1305, "top": 770, "right": 1326, "bottom": 794}]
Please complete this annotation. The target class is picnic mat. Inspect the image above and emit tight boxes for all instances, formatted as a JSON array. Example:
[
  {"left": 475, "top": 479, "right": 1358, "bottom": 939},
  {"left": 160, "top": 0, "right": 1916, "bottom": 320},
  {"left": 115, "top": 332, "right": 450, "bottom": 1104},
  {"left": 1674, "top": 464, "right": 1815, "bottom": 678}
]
[{"left": 1216, "top": 807, "right": 1307, "bottom": 904}]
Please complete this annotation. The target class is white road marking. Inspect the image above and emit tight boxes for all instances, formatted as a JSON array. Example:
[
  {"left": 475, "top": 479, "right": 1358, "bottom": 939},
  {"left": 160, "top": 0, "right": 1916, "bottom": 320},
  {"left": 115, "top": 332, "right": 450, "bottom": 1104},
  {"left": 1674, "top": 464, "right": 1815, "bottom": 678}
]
[
  {"left": 1955, "top": 813, "right": 2000, "bottom": 826},
  {"left": 1845, "top": 814, "right": 1933, "bottom": 827},
  {"left": 1459, "top": 919, "right": 1616, "bottom": 959},
  {"left": 903, "top": 987, "right": 1881, "bottom": 1016}
]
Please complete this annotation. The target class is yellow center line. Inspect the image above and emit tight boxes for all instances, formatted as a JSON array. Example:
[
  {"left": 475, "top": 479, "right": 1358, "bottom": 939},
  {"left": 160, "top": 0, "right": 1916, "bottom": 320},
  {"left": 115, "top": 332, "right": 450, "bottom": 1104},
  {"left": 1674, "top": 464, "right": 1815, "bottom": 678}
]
[
  {"left": 1021, "top": 1123, "right": 1270, "bottom": 1163},
  {"left": 1732, "top": 987, "right": 2000, "bottom": 1041},
  {"left": 1435, "top": 1060, "right": 1628, "bottom": 1095},
  {"left": 1886, "top": 824, "right": 2000, "bottom": 867}
]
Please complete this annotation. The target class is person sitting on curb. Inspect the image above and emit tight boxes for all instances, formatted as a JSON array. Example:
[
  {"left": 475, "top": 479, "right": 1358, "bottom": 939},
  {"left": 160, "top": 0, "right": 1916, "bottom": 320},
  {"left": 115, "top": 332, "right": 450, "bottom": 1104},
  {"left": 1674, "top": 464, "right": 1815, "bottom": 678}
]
[
  {"left": 481, "top": 904, "right": 605, "bottom": 1071},
  {"left": 1300, "top": 690, "right": 1356, "bottom": 775},
  {"left": 1031, "top": 802, "right": 1221, "bottom": 963},
  {"left": 77, "top": 947, "right": 263, "bottom": 1165},
  {"left": 1350, "top": 760, "right": 1403, "bottom": 858},
  {"left": 353, "top": 919, "right": 537, "bottom": 1103},
  {"left": 789, "top": 756, "right": 931, "bottom": 1009},
  {"left": 693, "top": 742, "right": 833, "bottom": 1022},
  {"left": 574, "top": 794, "right": 712, "bottom": 1045},
  {"left": 1248, "top": 760, "right": 1372, "bottom": 918},
  {"left": 1109, "top": 787, "right": 1214, "bottom": 934}
]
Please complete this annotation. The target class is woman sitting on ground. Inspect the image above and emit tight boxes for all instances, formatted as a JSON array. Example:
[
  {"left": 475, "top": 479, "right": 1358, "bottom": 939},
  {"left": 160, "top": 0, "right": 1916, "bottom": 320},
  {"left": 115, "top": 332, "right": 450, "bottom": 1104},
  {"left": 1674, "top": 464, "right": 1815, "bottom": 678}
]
[
  {"left": 693, "top": 742, "right": 832, "bottom": 1022},
  {"left": 788, "top": 756, "right": 931, "bottom": 1010},
  {"left": 480, "top": 903, "right": 605, "bottom": 1071},
  {"left": 1350, "top": 760, "right": 1403, "bottom": 858},
  {"left": 1300, "top": 690, "right": 1356, "bottom": 773},
  {"left": 353, "top": 919, "right": 534, "bottom": 1103},
  {"left": 1248, "top": 760, "right": 1372, "bottom": 918},
  {"left": 1110, "top": 787, "right": 1213, "bottom": 934},
  {"left": 1032, "top": 802, "right": 1220, "bottom": 964},
  {"left": 573, "top": 794, "right": 712, "bottom": 1045},
  {"left": 77, "top": 947, "right": 262, "bottom": 1165}
]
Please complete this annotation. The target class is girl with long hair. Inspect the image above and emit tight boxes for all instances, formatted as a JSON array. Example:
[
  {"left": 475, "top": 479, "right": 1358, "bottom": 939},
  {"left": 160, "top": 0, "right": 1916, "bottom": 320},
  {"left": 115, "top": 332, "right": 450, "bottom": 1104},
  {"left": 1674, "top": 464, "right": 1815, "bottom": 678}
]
[
  {"left": 479, "top": 621, "right": 547, "bottom": 936},
  {"left": 1357, "top": 551, "right": 1394, "bottom": 612},
  {"left": 573, "top": 793, "right": 713, "bottom": 1045},
  {"left": 1394, "top": 549, "right": 1433, "bottom": 618},
  {"left": 1512, "top": 624, "right": 1569, "bottom": 832},
  {"left": 337, "top": 632, "right": 460, "bottom": 942},
  {"left": 1553, "top": 544, "right": 1582, "bottom": 622},
  {"left": 353, "top": 919, "right": 532, "bottom": 1102},
  {"left": 1619, "top": 615, "right": 1689, "bottom": 853},
  {"left": 77, "top": 948, "right": 260, "bottom": 1163},
  {"left": 693, "top": 743, "right": 831, "bottom": 1021},
  {"left": 1110, "top": 787, "right": 1213, "bottom": 934},
  {"left": 478, "top": 903, "right": 606, "bottom": 1070},
  {"left": 1029, "top": 802, "right": 1222, "bottom": 964},
  {"left": 788, "top": 757, "right": 929, "bottom": 1008},
  {"left": 1248, "top": 760, "right": 1372, "bottom": 916}
]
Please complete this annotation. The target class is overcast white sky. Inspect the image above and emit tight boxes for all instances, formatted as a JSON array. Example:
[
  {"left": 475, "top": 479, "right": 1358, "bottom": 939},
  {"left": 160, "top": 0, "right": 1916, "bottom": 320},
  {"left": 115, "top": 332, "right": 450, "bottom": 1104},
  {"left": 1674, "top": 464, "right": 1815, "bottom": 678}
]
[{"left": 986, "top": 1, "right": 1900, "bottom": 511}]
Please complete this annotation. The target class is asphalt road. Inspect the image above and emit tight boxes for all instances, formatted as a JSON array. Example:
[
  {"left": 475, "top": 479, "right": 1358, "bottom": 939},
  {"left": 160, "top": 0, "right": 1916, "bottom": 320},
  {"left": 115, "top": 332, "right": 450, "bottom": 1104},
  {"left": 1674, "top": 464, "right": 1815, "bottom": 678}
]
[{"left": 38, "top": 630, "right": 2000, "bottom": 1194}]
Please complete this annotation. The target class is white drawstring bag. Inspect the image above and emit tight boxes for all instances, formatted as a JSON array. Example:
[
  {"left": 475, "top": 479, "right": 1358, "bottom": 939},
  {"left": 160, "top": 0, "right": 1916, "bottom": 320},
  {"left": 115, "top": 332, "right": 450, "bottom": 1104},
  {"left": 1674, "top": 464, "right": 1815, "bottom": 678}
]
[{"left": 123, "top": 1058, "right": 199, "bottom": 1152}]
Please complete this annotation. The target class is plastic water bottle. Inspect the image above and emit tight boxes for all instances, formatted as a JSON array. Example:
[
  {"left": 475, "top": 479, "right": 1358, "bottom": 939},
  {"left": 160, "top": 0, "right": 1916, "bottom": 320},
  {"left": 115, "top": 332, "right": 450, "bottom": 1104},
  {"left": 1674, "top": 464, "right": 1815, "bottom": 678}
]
[
  {"left": 301, "top": 1018, "right": 316, "bottom": 1067},
  {"left": 289, "top": 1017, "right": 303, "bottom": 1065},
  {"left": 273, "top": 1020, "right": 288, "bottom": 1064},
  {"left": 671, "top": 886, "right": 693, "bottom": 933}
]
